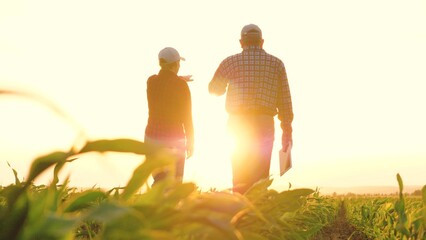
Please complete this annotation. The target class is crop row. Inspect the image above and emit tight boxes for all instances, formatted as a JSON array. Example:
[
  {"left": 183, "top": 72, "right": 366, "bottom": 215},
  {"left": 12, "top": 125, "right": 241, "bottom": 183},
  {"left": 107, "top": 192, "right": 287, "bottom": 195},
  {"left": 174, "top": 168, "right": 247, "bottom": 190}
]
[{"left": 344, "top": 174, "right": 426, "bottom": 240}]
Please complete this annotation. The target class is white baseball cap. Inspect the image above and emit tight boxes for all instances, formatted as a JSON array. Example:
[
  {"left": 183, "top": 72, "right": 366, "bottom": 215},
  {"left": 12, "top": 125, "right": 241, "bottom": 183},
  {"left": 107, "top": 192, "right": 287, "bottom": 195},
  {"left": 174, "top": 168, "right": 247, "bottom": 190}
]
[
  {"left": 241, "top": 24, "right": 262, "bottom": 39},
  {"left": 158, "top": 47, "right": 185, "bottom": 64}
]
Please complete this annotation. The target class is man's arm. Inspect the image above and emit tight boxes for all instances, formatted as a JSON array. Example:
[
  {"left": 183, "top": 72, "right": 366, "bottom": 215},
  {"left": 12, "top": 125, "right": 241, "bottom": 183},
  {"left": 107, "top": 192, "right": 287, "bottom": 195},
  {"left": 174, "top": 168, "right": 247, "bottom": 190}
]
[
  {"left": 209, "top": 62, "right": 229, "bottom": 96},
  {"left": 277, "top": 63, "right": 294, "bottom": 151},
  {"left": 208, "top": 76, "right": 228, "bottom": 96}
]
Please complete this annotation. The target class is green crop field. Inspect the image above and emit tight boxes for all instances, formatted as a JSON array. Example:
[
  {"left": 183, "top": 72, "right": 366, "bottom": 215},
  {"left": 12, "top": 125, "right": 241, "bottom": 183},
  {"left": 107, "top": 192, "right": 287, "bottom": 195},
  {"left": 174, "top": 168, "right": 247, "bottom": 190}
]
[
  {"left": 0, "top": 138, "right": 425, "bottom": 240},
  {"left": 1, "top": 90, "right": 425, "bottom": 240},
  {"left": 344, "top": 175, "right": 426, "bottom": 240}
]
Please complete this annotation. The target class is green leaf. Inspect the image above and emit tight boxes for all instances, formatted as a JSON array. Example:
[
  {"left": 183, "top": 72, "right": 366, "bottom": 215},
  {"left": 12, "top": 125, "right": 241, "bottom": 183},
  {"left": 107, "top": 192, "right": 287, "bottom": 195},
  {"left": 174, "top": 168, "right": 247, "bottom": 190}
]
[
  {"left": 275, "top": 188, "right": 314, "bottom": 207},
  {"left": 394, "top": 199, "right": 405, "bottom": 215},
  {"left": 189, "top": 216, "right": 241, "bottom": 240},
  {"left": 396, "top": 173, "right": 404, "bottom": 195},
  {"left": 135, "top": 180, "right": 170, "bottom": 205},
  {"left": 6, "top": 162, "right": 21, "bottom": 186},
  {"left": 78, "top": 139, "right": 154, "bottom": 155},
  {"left": 63, "top": 191, "right": 107, "bottom": 213},
  {"left": 240, "top": 231, "right": 269, "bottom": 240},
  {"left": 0, "top": 185, "right": 23, "bottom": 211},
  {"left": 137, "top": 230, "right": 176, "bottom": 240},
  {"left": 244, "top": 178, "right": 273, "bottom": 201},
  {"left": 121, "top": 151, "right": 174, "bottom": 200},
  {"left": 26, "top": 151, "right": 69, "bottom": 184},
  {"left": 136, "top": 182, "right": 195, "bottom": 208},
  {"left": 164, "top": 182, "right": 196, "bottom": 206},
  {"left": 191, "top": 192, "right": 247, "bottom": 214},
  {"left": 52, "top": 158, "right": 76, "bottom": 186},
  {"left": 20, "top": 214, "right": 77, "bottom": 240},
  {"left": 83, "top": 202, "right": 131, "bottom": 223},
  {"left": 0, "top": 190, "right": 29, "bottom": 240},
  {"left": 43, "top": 216, "right": 76, "bottom": 240},
  {"left": 283, "top": 188, "right": 315, "bottom": 198}
]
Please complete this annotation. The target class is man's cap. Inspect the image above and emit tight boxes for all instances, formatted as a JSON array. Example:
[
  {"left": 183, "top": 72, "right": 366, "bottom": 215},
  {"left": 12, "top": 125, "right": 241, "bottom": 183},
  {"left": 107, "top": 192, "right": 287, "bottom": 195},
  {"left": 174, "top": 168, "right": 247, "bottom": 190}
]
[
  {"left": 158, "top": 47, "right": 185, "bottom": 64},
  {"left": 241, "top": 24, "right": 262, "bottom": 39}
]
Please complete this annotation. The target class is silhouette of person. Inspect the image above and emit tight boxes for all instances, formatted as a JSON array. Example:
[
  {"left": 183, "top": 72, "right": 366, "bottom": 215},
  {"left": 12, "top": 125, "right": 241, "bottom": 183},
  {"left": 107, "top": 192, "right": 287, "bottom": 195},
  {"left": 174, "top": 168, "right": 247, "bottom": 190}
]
[
  {"left": 145, "top": 47, "right": 194, "bottom": 185},
  {"left": 209, "top": 24, "right": 293, "bottom": 194}
]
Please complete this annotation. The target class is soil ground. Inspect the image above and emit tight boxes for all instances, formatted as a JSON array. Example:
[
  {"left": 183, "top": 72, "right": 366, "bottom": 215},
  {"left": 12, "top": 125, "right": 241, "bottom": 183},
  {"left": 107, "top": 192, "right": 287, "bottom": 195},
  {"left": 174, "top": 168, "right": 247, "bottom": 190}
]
[{"left": 311, "top": 202, "right": 371, "bottom": 240}]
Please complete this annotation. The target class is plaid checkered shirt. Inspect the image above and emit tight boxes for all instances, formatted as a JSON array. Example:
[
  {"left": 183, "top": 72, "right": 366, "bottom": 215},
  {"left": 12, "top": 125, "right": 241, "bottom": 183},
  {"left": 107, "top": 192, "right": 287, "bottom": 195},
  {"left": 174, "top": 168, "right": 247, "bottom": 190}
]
[{"left": 209, "top": 46, "right": 293, "bottom": 135}]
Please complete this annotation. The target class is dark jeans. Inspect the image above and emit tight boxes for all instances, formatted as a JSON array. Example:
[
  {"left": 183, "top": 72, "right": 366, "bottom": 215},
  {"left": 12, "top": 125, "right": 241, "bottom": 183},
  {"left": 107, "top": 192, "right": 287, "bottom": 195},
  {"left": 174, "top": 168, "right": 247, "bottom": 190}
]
[
  {"left": 144, "top": 136, "right": 186, "bottom": 185},
  {"left": 227, "top": 115, "right": 274, "bottom": 194}
]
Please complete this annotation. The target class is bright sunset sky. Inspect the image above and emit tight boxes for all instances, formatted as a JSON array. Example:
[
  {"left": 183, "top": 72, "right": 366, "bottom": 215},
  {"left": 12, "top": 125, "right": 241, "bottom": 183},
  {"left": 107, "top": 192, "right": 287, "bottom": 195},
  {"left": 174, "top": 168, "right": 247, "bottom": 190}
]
[{"left": 1, "top": 1, "right": 425, "bottom": 192}]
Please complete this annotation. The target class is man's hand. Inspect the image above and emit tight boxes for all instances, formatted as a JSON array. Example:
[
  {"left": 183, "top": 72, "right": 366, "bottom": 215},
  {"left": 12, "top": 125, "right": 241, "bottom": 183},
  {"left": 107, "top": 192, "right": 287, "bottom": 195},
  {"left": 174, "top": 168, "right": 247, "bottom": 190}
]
[{"left": 208, "top": 77, "right": 227, "bottom": 96}]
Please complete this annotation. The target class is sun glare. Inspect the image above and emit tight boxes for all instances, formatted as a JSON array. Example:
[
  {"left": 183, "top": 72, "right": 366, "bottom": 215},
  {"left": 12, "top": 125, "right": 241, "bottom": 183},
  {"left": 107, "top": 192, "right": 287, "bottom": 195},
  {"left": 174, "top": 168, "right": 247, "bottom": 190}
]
[{"left": 183, "top": 86, "right": 235, "bottom": 191}]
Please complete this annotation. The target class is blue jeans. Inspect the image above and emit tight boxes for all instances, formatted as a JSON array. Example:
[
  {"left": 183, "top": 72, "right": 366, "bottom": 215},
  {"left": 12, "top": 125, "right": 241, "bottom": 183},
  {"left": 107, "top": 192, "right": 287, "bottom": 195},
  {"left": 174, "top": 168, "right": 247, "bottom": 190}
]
[
  {"left": 144, "top": 136, "right": 186, "bottom": 185},
  {"left": 227, "top": 115, "right": 274, "bottom": 194}
]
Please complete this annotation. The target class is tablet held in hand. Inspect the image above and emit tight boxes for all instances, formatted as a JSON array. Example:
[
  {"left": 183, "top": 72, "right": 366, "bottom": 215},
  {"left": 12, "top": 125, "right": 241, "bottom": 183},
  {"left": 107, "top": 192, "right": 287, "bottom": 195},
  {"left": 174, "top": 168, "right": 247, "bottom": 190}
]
[{"left": 279, "top": 142, "right": 292, "bottom": 176}]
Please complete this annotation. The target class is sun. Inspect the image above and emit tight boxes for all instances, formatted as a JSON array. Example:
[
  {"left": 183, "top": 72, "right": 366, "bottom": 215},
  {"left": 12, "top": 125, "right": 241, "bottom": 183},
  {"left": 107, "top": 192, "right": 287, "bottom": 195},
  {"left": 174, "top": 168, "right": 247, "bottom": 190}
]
[
  {"left": 185, "top": 130, "right": 234, "bottom": 191},
  {"left": 183, "top": 87, "right": 235, "bottom": 191}
]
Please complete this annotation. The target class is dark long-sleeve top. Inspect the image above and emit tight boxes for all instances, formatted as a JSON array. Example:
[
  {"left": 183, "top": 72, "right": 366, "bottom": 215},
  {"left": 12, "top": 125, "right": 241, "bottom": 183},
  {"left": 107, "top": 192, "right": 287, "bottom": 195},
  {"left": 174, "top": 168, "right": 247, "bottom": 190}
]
[{"left": 145, "top": 69, "right": 194, "bottom": 148}]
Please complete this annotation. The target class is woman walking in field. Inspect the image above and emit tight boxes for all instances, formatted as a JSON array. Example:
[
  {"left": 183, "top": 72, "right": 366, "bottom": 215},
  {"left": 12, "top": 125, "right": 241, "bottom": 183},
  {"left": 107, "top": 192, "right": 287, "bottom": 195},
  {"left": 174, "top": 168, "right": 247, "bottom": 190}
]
[{"left": 144, "top": 47, "right": 194, "bottom": 185}]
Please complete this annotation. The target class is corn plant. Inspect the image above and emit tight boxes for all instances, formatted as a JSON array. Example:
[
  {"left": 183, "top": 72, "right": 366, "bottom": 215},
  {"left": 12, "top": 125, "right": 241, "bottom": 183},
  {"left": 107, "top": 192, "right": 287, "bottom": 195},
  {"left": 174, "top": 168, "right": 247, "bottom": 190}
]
[{"left": 345, "top": 174, "right": 426, "bottom": 239}]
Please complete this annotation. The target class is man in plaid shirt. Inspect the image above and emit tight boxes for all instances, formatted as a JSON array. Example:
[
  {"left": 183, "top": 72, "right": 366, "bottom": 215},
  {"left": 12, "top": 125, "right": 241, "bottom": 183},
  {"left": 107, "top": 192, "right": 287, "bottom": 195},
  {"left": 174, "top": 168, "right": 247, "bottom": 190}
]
[
  {"left": 209, "top": 24, "right": 293, "bottom": 194},
  {"left": 145, "top": 47, "right": 194, "bottom": 185}
]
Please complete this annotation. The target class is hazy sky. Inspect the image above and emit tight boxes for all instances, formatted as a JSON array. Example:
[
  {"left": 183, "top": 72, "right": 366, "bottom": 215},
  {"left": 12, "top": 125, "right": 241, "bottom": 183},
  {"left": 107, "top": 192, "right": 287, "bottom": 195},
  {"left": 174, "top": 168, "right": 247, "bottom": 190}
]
[{"left": 1, "top": 0, "right": 425, "bottom": 192}]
